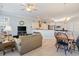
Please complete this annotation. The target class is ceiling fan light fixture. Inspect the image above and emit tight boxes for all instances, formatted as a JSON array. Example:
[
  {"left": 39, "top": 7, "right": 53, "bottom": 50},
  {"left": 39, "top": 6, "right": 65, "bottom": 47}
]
[
  {"left": 25, "top": 3, "right": 37, "bottom": 12},
  {"left": 26, "top": 7, "right": 32, "bottom": 12},
  {"left": 67, "top": 17, "right": 71, "bottom": 21},
  {"left": 64, "top": 17, "right": 71, "bottom": 21}
]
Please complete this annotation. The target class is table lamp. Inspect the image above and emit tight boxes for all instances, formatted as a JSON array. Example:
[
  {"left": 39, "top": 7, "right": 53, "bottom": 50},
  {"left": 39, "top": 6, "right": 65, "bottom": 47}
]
[{"left": 3, "top": 25, "right": 12, "bottom": 41}]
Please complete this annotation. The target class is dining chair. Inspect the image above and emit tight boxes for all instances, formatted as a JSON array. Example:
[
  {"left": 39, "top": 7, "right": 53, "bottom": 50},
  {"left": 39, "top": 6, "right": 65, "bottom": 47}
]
[
  {"left": 76, "top": 36, "right": 79, "bottom": 51},
  {"left": 54, "top": 32, "right": 69, "bottom": 55}
]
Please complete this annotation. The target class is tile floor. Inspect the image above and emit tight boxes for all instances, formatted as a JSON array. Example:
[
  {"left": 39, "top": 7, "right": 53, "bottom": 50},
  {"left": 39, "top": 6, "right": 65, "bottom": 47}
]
[{"left": 0, "top": 39, "right": 79, "bottom": 56}]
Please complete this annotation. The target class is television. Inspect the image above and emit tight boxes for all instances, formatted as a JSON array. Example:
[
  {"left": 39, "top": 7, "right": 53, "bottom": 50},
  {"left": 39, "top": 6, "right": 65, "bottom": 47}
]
[
  {"left": 18, "top": 26, "right": 26, "bottom": 31},
  {"left": 17, "top": 26, "right": 27, "bottom": 35}
]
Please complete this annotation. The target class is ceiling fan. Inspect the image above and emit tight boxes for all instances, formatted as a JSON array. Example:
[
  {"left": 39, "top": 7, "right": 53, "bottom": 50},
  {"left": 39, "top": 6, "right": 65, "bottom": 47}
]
[{"left": 21, "top": 3, "right": 38, "bottom": 12}]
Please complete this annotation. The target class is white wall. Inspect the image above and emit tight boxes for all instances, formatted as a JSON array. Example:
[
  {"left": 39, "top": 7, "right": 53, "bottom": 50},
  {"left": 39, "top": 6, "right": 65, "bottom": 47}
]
[
  {"left": 66, "top": 17, "right": 79, "bottom": 36},
  {"left": 55, "top": 17, "right": 79, "bottom": 39},
  {"left": 1, "top": 13, "right": 79, "bottom": 38},
  {"left": 55, "top": 17, "right": 79, "bottom": 33},
  {"left": 0, "top": 15, "right": 34, "bottom": 35},
  {"left": 10, "top": 16, "right": 33, "bottom": 35}
]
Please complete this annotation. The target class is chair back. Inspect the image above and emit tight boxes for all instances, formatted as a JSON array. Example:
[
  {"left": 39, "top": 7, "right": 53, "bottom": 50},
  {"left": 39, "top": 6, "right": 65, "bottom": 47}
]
[
  {"left": 76, "top": 36, "right": 79, "bottom": 46},
  {"left": 54, "top": 32, "right": 68, "bottom": 43},
  {"left": 0, "top": 42, "right": 3, "bottom": 51}
]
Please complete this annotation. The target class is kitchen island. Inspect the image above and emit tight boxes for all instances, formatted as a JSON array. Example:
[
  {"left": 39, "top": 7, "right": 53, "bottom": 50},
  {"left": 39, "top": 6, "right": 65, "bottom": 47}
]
[{"left": 32, "top": 30, "right": 54, "bottom": 39}]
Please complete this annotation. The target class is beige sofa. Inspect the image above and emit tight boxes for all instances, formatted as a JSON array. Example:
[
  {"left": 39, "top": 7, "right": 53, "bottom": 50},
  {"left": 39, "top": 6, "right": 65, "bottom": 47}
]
[{"left": 19, "top": 32, "right": 42, "bottom": 55}]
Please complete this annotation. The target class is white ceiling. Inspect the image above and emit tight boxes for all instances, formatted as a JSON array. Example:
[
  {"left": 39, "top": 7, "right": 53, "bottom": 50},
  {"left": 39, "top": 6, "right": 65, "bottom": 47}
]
[{"left": 0, "top": 3, "right": 79, "bottom": 20}]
